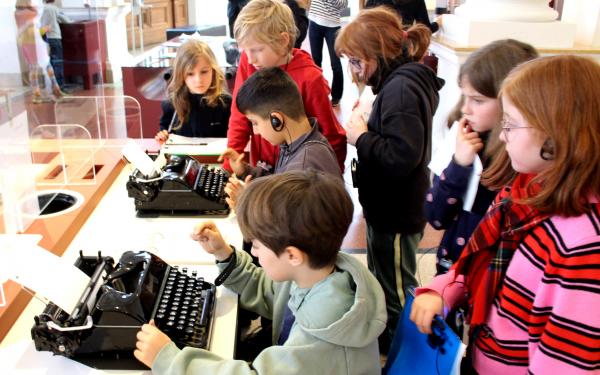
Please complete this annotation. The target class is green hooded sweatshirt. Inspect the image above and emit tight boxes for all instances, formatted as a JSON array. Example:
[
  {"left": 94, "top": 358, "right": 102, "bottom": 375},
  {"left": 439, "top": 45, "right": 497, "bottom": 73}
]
[{"left": 152, "top": 250, "right": 387, "bottom": 374}]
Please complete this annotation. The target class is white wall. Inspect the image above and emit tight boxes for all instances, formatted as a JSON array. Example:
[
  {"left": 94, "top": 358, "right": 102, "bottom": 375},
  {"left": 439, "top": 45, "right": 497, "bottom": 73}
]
[{"left": 0, "top": 0, "right": 24, "bottom": 83}]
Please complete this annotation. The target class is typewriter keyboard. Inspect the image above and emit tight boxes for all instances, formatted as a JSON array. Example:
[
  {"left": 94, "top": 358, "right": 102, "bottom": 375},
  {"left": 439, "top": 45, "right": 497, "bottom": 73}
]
[
  {"left": 153, "top": 266, "right": 216, "bottom": 349},
  {"left": 196, "top": 166, "right": 228, "bottom": 204}
]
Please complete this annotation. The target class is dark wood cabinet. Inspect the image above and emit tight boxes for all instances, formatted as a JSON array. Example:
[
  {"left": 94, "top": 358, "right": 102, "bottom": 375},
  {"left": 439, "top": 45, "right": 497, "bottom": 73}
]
[
  {"left": 126, "top": 0, "right": 188, "bottom": 49},
  {"left": 60, "top": 20, "right": 108, "bottom": 89}
]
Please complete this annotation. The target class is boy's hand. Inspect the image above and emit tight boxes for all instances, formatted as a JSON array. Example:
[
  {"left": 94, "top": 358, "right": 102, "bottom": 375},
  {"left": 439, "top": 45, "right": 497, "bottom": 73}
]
[
  {"left": 219, "top": 148, "right": 247, "bottom": 177},
  {"left": 134, "top": 320, "right": 171, "bottom": 368},
  {"left": 454, "top": 118, "right": 483, "bottom": 167},
  {"left": 190, "top": 221, "right": 233, "bottom": 261},
  {"left": 155, "top": 130, "right": 169, "bottom": 145},
  {"left": 224, "top": 175, "right": 251, "bottom": 210},
  {"left": 409, "top": 291, "right": 444, "bottom": 334}
]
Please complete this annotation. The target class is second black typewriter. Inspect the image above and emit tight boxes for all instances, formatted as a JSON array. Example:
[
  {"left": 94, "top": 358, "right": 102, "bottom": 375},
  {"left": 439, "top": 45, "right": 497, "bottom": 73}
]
[
  {"left": 126, "top": 154, "right": 230, "bottom": 217},
  {"left": 31, "top": 250, "right": 216, "bottom": 370}
]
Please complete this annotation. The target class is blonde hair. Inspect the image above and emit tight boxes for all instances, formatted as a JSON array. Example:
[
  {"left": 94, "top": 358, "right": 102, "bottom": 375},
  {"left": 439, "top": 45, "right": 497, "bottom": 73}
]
[
  {"left": 500, "top": 55, "right": 600, "bottom": 216},
  {"left": 335, "top": 6, "right": 431, "bottom": 82},
  {"left": 168, "top": 39, "right": 227, "bottom": 131},
  {"left": 233, "top": 0, "right": 297, "bottom": 55}
]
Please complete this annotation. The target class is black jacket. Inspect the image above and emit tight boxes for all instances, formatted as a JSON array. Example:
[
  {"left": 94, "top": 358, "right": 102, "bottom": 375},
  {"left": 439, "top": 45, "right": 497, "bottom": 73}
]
[
  {"left": 355, "top": 62, "right": 444, "bottom": 234},
  {"left": 159, "top": 93, "right": 231, "bottom": 138},
  {"left": 365, "top": 0, "right": 439, "bottom": 33}
]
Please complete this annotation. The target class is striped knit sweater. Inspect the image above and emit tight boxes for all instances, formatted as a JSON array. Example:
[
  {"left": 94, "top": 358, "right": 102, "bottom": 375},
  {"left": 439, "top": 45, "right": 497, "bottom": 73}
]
[
  {"left": 419, "top": 200, "right": 600, "bottom": 374},
  {"left": 308, "top": 0, "right": 348, "bottom": 27}
]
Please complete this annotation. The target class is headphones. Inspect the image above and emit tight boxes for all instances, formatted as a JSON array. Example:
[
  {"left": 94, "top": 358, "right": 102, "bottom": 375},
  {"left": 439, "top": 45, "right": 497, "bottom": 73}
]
[
  {"left": 540, "top": 138, "right": 555, "bottom": 161},
  {"left": 270, "top": 113, "right": 284, "bottom": 132}
]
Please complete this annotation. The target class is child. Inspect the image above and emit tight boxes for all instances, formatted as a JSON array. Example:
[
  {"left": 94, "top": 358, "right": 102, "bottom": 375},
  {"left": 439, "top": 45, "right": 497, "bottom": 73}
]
[
  {"left": 425, "top": 39, "right": 538, "bottom": 276},
  {"left": 335, "top": 6, "right": 444, "bottom": 350},
  {"left": 134, "top": 170, "right": 387, "bottom": 374},
  {"left": 411, "top": 55, "right": 600, "bottom": 373},
  {"left": 155, "top": 39, "right": 231, "bottom": 144},
  {"left": 219, "top": 67, "right": 340, "bottom": 208},
  {"left": 225, "top": 0, "right": 347, "bottom": 173},
  {"left": 14, "top": 0, "right": 64, "bottom": 103},
  {"left": 40, "top": 0, "right": 71, "bottom": 89},
  {"left": 308, "top": 0, "right": 347, "bottom": 107}
]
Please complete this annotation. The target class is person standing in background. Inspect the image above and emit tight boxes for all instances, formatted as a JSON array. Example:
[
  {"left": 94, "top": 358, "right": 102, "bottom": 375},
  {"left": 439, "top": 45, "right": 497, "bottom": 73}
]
[
  {"left": 15, "top": 0, "right": 64, "bottom": 103},
  {"left": 40, "top": 0, "right": 71, "bottom": 90},
  {"left": 365, "top": 0, "right": 442, "bottom": 34},
  {"left": 308, "top": 0, "right": 347, "bottom": 107},
  {"left": 227, "top": 0, "right": 249, "bottom": 38}
]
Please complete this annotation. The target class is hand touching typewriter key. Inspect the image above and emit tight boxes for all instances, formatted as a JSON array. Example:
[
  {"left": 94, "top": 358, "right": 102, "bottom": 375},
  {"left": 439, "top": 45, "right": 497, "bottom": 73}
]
[{"left": 134, "top": 320, "right": 172, "bottom": 368}]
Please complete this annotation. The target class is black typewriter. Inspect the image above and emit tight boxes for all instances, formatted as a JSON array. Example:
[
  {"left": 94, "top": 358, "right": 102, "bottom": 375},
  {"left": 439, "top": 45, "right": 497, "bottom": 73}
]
[
  {"left": 126, "top": 154, "right": 230, "bottom": 217},
  {"left": 31, "top": 251, "right": 216, "bottom": 370}
]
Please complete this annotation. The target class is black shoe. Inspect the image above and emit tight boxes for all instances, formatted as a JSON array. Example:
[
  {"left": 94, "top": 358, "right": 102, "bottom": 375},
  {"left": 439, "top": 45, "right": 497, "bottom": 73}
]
[{"left": 331, "top": 98, "right": 340, "bottom": 107}]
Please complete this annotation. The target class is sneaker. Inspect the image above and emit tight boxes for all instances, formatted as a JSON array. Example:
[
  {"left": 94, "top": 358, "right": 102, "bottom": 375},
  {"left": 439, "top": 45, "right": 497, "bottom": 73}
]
[{"left": 331, "top": 98, "right": 341, "bottom": 107}]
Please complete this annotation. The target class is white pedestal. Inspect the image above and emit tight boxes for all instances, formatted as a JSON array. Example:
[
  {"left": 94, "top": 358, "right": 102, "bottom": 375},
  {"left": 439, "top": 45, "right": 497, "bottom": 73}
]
[
  {"left": 440, "top": 14, "right": 576, "bottom": 49},
  {"left": 562, "top": 0, "right": 600, "bottom": 47}
]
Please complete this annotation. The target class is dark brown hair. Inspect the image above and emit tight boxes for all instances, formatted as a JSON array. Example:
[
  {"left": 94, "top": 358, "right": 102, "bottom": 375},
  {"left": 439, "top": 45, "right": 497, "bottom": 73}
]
[
  {"left": 499, "top": 55, "right": 600, "bottom": 216},
  {"left": 236, "top": 67, "right": 305, "bottom": 121},
  {"left": 335, "top": 7, "right": 431, "bottom": 81},
  {"left": 457, "top": 39, "right": 539, "bottom": 190},
  {"left": 236, "top": 170, "right": 354, "bottom": 268}
]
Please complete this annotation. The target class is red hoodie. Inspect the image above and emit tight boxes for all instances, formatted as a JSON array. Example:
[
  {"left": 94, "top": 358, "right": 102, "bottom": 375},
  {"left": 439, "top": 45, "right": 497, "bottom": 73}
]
[{"left": 224, "top": 48, "right": 347, "bottom": 172}]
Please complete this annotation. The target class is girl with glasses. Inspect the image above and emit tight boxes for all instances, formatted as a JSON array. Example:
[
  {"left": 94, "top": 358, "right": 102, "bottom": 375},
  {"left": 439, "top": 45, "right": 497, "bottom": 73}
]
[
  {"left": 412, "top": 55, "right": 600, "bottom": 374},
  {"left": 334, "top": 6, "right": 444, "bottom": 352}
]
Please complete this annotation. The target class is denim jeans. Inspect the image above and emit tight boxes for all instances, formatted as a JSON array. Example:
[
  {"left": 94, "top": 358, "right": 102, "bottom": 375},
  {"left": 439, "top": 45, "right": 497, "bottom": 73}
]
[
  {"left": 308, "top": 21, "right": 343, "bottom": 102},
  {"left": 47, "top": 38, "right": 65, "bottom": 88}
]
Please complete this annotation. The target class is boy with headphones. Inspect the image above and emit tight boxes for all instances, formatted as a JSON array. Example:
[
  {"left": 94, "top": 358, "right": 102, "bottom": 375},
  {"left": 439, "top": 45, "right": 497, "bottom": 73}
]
[
  {"left": 220, "top": 67, "right": 341, "bottom": 208},
  {"left": 134, "top": 170, "right": 387, "bottom": 374}
]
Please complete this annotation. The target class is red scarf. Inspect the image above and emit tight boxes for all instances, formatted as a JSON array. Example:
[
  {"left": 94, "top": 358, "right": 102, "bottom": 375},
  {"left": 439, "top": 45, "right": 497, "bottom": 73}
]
[{"left": 453, "top": 174, "right": 550, "bottom": 327}]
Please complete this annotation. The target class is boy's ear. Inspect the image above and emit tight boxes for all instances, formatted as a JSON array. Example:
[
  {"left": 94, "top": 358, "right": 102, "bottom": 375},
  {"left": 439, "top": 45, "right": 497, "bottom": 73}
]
[
  {"left": 284, "top": 246, "right": 306, "bottom": 267},
  {"left": 279, "top": 32, "right": 290, "bottom": 50}
]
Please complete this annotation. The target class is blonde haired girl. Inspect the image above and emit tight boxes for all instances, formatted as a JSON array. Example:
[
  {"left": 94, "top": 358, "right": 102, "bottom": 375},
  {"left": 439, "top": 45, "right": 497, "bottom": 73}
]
[{"left": 155, "top": 39, "right": 231, "bottom": 143}]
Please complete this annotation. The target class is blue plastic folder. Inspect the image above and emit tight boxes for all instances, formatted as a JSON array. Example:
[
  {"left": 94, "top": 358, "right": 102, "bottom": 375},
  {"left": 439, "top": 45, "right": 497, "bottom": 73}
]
[{"left": 383, "top": 293, "right": 466, "bottom": 375}]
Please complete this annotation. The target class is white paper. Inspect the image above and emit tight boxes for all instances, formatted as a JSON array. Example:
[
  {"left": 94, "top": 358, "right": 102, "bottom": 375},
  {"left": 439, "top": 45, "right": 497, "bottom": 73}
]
[
  {"left": 347, "top": 87, "right": 376, "bottom": 127},
  {"left": 163, "top": 136, "right": 227, "bottom": 156},
  {"left": 0, "top": 235, "right": 90, "bottom": 315},
  {"left": 428, "top": 121, "right": 482, "bottom": 212},
  {"left": 122, "top": 139, "right": 157, "bottom": 177}
]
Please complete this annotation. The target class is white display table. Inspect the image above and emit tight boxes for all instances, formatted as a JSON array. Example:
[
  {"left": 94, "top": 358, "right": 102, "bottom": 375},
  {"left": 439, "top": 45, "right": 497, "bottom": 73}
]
[{"left": 0, "top": 163, "right": 241, "bottom": 373}]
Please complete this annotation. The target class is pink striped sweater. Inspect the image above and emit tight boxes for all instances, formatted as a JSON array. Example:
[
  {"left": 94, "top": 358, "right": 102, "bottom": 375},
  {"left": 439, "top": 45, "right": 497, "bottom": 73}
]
[{"left": 418, "top": 202, "right": 600, "bottom": 374}]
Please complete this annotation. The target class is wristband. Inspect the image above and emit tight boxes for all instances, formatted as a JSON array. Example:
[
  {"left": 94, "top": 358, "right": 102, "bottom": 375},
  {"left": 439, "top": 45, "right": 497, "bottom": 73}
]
[{"left": 214, "top": 246, "right": 236, "bottom": 286}]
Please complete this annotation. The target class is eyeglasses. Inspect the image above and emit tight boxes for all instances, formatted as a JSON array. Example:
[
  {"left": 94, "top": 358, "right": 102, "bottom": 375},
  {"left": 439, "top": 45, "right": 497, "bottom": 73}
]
[
  {"left": 348, "top": 57, "right": 362, "bottom": 71},
  {"left": 501, "top": 118, "right": 531, "bottom": 134}
]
